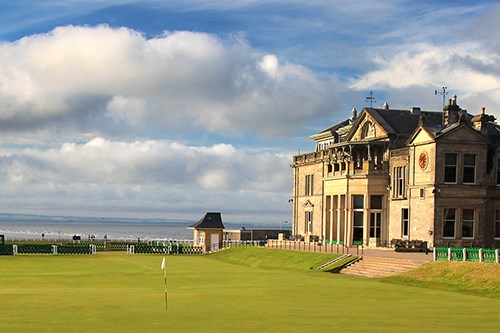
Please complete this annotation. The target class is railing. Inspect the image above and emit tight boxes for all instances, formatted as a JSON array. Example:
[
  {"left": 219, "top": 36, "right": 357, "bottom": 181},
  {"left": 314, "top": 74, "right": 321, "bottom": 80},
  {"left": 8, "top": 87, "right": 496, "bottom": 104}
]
[
  {"left": 0, "top": 243, "right": 97, "bottom": 255},
  {"left": 266, "top": 240, "right": 353, "bottom": 254},
  {"left": 434, "top": 247, "right": 499, "bottom": 263},
  {"left": 127, "top": 243, "right": 204, "bottom": 255},
  {"left": 222, "top": 240, "right": 267, "bottom": 248}
]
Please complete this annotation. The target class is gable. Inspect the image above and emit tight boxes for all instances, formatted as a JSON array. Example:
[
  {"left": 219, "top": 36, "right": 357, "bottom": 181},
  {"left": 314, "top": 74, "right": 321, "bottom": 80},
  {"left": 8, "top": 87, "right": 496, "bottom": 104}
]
[
  {"left": 437, "top": 125, "right": 486, "bottom": 143},
  {"left": 407, "top": 127, "right": 435, "bottom": 145},
  {"left": 347, "top": 110, "right": 389, "bottom": 142}
]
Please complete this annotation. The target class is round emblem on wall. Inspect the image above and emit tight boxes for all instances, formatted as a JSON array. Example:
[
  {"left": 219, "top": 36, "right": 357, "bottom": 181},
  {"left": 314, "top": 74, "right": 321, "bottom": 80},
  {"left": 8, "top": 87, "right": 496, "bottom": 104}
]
[{"left": 419, "top": 151, "right": 428, "bottom": 170}]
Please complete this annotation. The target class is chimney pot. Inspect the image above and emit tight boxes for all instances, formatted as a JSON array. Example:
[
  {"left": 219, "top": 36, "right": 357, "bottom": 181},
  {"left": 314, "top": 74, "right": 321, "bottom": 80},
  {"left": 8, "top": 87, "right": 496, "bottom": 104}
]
[{"left": 481, "top": 107, "right": 486, "bottom": 115}]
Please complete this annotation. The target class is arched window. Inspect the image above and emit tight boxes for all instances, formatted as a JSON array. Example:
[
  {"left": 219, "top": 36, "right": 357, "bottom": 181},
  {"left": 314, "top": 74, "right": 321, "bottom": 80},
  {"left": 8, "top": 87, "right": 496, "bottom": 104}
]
[{"left": 361, "top": 121, "right": 375, "bottom": 139}]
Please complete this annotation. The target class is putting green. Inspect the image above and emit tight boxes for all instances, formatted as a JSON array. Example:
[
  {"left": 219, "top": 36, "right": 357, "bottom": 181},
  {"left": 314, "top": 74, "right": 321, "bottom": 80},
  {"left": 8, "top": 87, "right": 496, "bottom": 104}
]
[{"left": 1, "top": 250, "right": 499, "bottom": 332}]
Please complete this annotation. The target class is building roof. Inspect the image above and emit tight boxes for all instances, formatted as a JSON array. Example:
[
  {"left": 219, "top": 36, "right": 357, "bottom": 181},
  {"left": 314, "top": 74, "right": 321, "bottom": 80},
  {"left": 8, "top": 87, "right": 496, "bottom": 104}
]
[
  {"left": 362, "top": 108, "right": 444, "bottom": 148},
  {"left": 307, "top": 100, "right": 500, "bottom": 152},
  {"left": 367, "top": 108, "right": 443, "bottom": 135},
  {"left": 312, "top": 118, "right": 354, "bottom": 138},
  {"left": 188, "top": 212, "right": 225, "bottom": 229}
]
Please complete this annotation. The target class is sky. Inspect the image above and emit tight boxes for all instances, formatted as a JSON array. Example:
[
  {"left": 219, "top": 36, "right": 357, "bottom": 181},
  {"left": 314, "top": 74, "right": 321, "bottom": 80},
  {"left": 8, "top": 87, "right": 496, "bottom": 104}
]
[{"left": 0, "top": 0, "right": 499, "bottom": 224}]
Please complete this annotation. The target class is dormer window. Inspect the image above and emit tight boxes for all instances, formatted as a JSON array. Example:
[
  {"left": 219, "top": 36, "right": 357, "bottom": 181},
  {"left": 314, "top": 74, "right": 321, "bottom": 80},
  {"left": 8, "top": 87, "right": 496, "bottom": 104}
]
[{"left": 361, "top": 121, "right": 375, "bottom": 139}]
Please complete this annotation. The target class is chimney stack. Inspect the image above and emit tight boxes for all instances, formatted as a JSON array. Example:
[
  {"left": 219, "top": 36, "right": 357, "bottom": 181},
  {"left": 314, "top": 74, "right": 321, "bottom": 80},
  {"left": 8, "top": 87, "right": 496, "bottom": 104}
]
[
  {"left": 472, "top": 106, "right": 495, "bottom": 135},
  {"left": 443, "top": 95, "right": 461, "bottom": 126},
  {"left": 351, "top": 107, "right": 357, "bottom": 120}
]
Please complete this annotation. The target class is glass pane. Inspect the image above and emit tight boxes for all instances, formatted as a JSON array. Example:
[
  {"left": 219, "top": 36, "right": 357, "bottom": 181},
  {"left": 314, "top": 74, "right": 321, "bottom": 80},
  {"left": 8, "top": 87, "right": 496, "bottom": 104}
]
[
  {"left": 444, "top": 166, "right": 456, "bottom": 183},
  {"left": 402, "top": 220, "right": 409, "bottom": 237},
  {"left": 463, "top": 167, "right": 475, "bottom": 183},
  {"left": 443, "top": 220, "right": 455, "bottom": 237},
  {"left": 353, "top": 195, "right": 364, "bottom": 209},
  {"left": 462, "top": 209, "right": 474, "bottom": 221},
  {"left": 370, "top": 195, "right": 383, "bottom": 209},
  {"left": 445, "top": 153, "right": 457, "bottom": 165},
  {"left": 402, "top": 208, "right": 409, "bottom": 220},
  {"left": 354, "top": 212, "right": 364, "bottom": 226},
  {"left": 444, "top": 208, "right": 456, "bottom": 220},
  {"left": 443, "top": 208, "right": 456, "bottom": 238},
  {"left": 462, "top": 221, "right": 473, "bottom": 238},
  {"left": 464, "top": 154, "right": 475, "bottom": 166},
  {"left": 353, "top": 228, "right": 363, "bottom": 242}
]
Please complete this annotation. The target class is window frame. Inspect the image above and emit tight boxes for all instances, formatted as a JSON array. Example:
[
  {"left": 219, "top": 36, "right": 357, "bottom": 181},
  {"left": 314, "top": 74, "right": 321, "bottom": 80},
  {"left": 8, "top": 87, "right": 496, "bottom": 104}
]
[
  {"left": 305, "top": 174, "right": 314, "bottom": 196},
  {"left": 198, "top": 231, "right": 205, "bottom": 245},
  {"left": 352, "top": 195, "right": 364, "bottom": 242},
  {"left": 443, "top": 208, "right": 456, "bottom": 239},
  {"left": 444, "top": 153, "right": 458, "bottom": 184},
  {"left": 305, "top": 211, "right": 313, "bottom": 234},
  {"left": 462, "top": 154, "right": 476, "bottom": 184},
  {"left": 495, "top": 209, "right": 500, "bottom": 239},
  {"left": 461, "top": 208, "right": 475, "bottom": 239},
  {"left": 392, "top": 166, "right": 406, "bottom": 198},
  {"left": 401, "top": 208, "right": 409, "bottom": 238}
]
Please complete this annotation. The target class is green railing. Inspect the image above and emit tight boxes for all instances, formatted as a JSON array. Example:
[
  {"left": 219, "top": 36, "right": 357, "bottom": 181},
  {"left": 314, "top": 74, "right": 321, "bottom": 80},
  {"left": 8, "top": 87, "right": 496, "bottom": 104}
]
[
  {"left": 483, "top": 249, "right": 497, "bottom": 263},
  {"left": 128, "top": 244, "right": 204, "bottom": 255},
  {"left": 450, "top": 247, "right": 464, "bottom": 261},
  {"left": 57, "top": 244, "right": 94, "bottom": 254},
  {"left": 0, "top": 244, "right": 14, "bottom": 255},
  {"left": 17, "top": 244, "right": 53, "bottom": 254},
  {"left": 434, "top": 247, "right": 499, "bottom": 263},
  {"left": 324, "top": 240, "right": 344, "bottom": 246},
  {"left": 434, "top": 247, "right": 449, "bottom": 261},
  {"left": 0, "top": 244, "right": 96, "bottom": 255},
  {"left": 465, "top": 248, "right": 480, "bottom": 262}
]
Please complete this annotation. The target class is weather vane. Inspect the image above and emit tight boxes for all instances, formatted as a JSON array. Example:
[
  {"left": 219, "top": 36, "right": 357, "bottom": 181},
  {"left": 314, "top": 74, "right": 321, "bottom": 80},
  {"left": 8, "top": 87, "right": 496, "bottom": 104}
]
[
  {"left": 434, "top": 86, "right": 448, "bottom": 109},
  {"left": 365, "top": 91, "right": 377, "bottom": 107}
]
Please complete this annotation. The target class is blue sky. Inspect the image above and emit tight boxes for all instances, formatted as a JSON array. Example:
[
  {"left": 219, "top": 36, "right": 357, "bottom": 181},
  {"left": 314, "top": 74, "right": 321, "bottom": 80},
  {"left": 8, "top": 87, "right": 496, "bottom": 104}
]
[{"left": 0, "top": 0, "right": 499, "bottom": 224}]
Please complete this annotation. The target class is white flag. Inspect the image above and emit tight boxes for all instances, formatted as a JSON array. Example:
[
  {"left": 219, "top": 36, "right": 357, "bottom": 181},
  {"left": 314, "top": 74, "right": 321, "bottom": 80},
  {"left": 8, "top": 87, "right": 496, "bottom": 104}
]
[{"left": 161, "top": 257, "right": 166, "bottom": 270}]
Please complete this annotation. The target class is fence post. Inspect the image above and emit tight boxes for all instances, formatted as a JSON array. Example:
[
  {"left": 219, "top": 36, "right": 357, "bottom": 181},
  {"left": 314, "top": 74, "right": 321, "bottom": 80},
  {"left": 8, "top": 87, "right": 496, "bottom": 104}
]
[
  {"left": 463, "top": 248, "right": 467, "bottom": 262},
  {"left": 496, "top": 249, "right": 499, "bottom": 264},
  {"left": 12, "top": 244, "right": 18, "bottom": 255},
  {"left": 52, "top": 245, "right": 58, "bottom": 255},
  {"left": 448, "top": 247, "right": 452, "bottom": 261},
  {"left": 433, "top": 247, "right": 436, "bottom": 261},
  {"left": 479, "top": 248, "right": 483, "bottom": 263}
]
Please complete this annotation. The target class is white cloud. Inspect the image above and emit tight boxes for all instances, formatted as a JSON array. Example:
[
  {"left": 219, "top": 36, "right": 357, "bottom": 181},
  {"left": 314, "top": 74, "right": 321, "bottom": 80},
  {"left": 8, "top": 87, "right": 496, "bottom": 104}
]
[
  {"left": 0, "top": 25, "right": 338, "bottom": 141},
  {"left": 350, "top": 42, "right": 500, "bottom": 116},
  {"left": 0, "top": 138, "right": 292, "bottom": 221}
]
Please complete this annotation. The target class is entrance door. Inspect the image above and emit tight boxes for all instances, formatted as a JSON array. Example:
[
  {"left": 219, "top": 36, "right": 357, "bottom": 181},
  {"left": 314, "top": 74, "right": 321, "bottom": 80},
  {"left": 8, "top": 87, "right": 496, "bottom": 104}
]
[
  {"left": 211, "top": 233, "right": 219, "bottom": 251},
  {"left": 369, "top": 212, "right": 382, "bottom": 245}
]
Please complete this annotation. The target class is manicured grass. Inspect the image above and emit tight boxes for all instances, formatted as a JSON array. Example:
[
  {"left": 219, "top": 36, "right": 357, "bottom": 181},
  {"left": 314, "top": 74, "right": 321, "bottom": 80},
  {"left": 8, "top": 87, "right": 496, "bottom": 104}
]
[
  {"left": 210, "top": 246, "right": 343, "bottom": 270},
  {"left": 1, "top": 249, "right": 499, "bottom": 332},
  {"left": 383, "top": 260, "right": 500, "bottom": 298}
]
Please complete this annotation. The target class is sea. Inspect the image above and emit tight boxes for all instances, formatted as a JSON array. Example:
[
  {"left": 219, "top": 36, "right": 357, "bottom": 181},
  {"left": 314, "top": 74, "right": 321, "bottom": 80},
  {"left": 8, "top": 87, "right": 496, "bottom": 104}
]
[{"left": 0, "top": 213, "right": 279, "bottom": 242}]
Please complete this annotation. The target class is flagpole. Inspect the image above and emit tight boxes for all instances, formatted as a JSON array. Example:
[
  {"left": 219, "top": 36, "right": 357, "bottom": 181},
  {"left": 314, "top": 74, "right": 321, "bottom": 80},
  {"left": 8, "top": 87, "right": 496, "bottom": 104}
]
[{"left": 161, "top": 256, "right": 168, "bottom": 310}]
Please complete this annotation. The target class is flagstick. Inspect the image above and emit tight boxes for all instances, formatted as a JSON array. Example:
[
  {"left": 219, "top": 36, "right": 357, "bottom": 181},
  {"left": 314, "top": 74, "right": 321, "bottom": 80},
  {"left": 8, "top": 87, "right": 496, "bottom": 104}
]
[{"left": 162, "top": 256, "right": 168, "bottom": 310}]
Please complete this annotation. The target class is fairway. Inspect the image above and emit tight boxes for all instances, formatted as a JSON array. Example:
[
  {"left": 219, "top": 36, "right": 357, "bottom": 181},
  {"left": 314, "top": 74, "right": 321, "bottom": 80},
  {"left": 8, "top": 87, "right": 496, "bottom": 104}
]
[{"left": 1, "top": 250, "right": 499, "bottom": 332}]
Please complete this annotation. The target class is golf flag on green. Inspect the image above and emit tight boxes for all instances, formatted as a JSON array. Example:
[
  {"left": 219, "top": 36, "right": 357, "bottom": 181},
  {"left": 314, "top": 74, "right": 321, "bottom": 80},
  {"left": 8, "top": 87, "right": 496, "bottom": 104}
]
[{"left": 161, "top": 256, "right": 168, "bottom": 310}]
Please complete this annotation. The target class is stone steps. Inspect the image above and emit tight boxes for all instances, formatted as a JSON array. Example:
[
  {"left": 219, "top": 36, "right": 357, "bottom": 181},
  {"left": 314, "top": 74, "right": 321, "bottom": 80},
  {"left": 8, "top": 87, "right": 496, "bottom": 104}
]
[{"left": 340, "top": 256, "right": 424, "bottom": 278}]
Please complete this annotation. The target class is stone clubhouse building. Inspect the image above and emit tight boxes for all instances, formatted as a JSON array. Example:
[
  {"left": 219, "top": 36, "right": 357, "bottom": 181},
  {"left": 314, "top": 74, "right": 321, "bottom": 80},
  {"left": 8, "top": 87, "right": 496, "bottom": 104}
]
[{"left": 291, "top": 96, "right": 500, "bottom": 249}]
